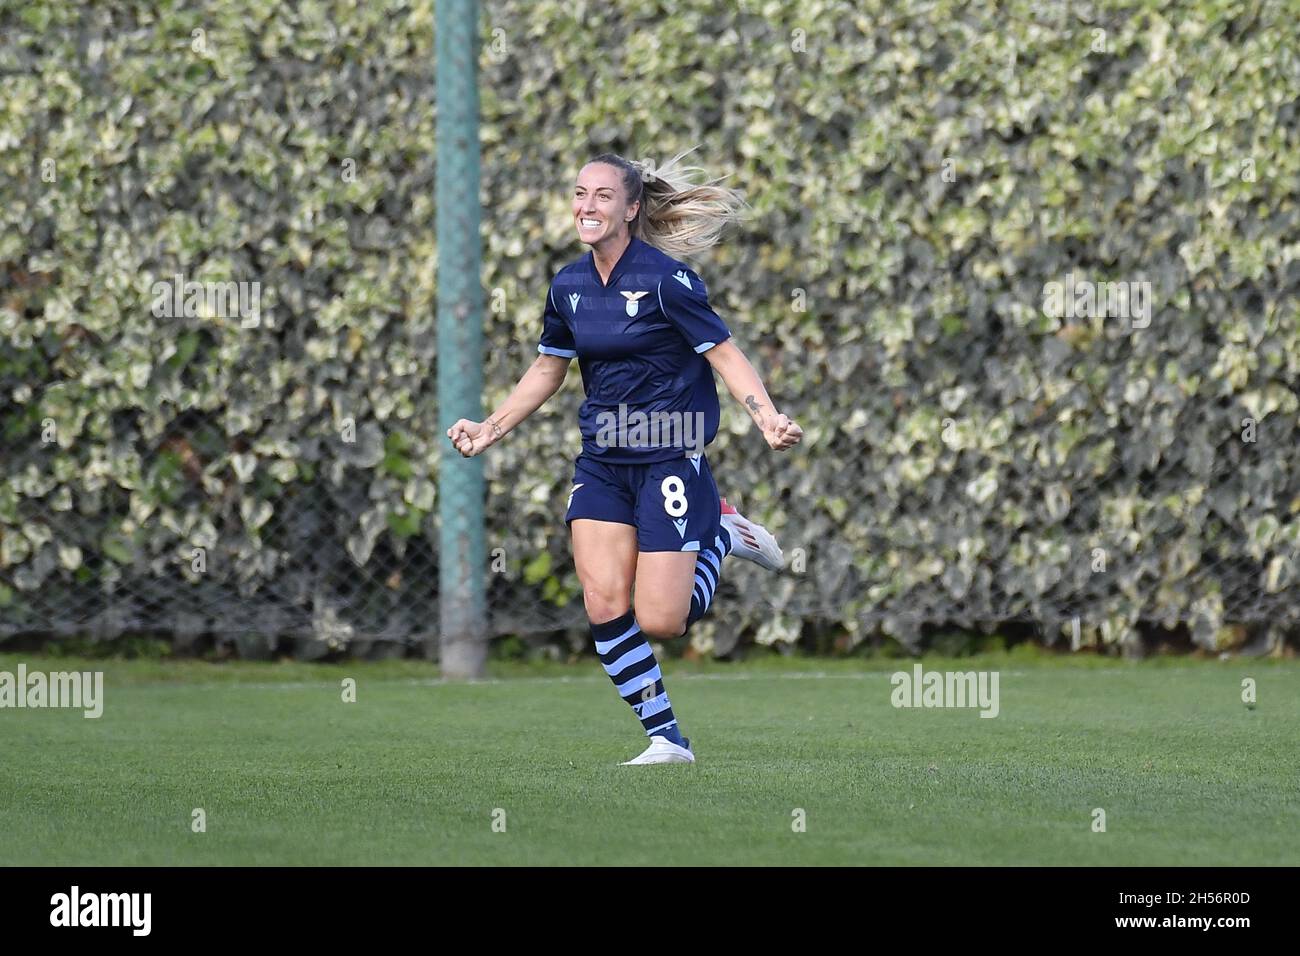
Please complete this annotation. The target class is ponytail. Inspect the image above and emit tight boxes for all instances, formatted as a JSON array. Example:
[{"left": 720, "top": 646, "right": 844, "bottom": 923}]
[{"left": 587, "top": 147, "right": 748, "bottom": 259}]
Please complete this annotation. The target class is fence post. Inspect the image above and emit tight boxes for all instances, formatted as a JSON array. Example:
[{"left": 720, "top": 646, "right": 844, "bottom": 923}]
[{"left": 434, "top": 0, "right": 487, "bottom": 678}]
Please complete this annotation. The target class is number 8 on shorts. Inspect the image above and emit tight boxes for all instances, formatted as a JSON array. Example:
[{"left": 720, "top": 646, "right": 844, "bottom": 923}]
[{"left": 661, "top": 476, "right": 688, "bottom": 517}]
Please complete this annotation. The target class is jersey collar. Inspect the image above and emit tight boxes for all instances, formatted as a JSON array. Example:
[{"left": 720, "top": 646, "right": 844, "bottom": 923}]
[{"left": 587, "top": 235, "right": 642, "bottom": 289}]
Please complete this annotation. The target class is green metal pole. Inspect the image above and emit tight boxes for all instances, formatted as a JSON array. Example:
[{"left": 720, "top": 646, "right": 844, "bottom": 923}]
[{"left": 434, "top": 0, "right": 487, "bottom": 678}]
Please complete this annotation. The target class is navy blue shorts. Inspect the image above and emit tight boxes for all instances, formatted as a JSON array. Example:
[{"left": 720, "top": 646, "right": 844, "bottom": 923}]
[{"left": 564, "top": 452, "right": 723, "bottom": 554}]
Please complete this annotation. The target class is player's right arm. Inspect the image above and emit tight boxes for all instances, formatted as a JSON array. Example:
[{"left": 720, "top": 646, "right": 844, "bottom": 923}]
[
  {"left": 446, "top": 353, "right": 570, "bottom": 457},
  {"left": 446, "top": 280, "right": 575, "bottom": 458}
]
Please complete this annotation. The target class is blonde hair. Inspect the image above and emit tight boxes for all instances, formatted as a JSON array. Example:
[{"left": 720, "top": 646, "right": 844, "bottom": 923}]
[{"left": 587, "top": 147, "right": 748, "bottom": 259}]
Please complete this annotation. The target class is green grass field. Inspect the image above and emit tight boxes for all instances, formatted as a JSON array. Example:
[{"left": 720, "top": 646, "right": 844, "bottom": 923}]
[{"left": 2, "top": 651, "right": 1297, "bottom": 866}]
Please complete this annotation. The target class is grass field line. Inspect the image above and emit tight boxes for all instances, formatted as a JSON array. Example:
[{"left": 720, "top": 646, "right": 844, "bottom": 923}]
[
  {"left": 144, "top": 671, "right": 883, "bottom": 691},
  {"left": 119, "top": 665, "right": 1248, "bottom": 693}
]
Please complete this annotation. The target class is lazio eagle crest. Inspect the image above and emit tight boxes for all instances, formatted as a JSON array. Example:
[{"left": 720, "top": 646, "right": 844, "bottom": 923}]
[{"left": 621, "top": 291, "right": 649, "bottom": 317}]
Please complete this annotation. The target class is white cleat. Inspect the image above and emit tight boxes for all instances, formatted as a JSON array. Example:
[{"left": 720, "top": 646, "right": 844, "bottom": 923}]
[
  {"left": 719, "top": 497, "right": 784, "bottom": 571},
  {"left": 620, "top": 735, "right": 695, "bottom": 765}
]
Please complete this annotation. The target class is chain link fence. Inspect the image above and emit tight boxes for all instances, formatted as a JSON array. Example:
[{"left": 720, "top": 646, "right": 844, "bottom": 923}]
[{"left": 3, "top": 302, "right": 1297, "bottom": 658}]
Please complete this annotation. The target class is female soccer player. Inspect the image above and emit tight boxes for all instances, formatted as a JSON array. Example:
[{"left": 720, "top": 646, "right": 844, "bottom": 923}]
[{"left": 446, "top": 149, "right": 803, "bottom": 764}]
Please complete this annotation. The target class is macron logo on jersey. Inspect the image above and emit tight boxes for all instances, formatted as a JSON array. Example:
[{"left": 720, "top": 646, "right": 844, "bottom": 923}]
[
  {"left": 568, "top": 293, "right": 581, "bottom": 314},
  {"left": 672, "top": 270, "right": 692, "bottom": 290}
]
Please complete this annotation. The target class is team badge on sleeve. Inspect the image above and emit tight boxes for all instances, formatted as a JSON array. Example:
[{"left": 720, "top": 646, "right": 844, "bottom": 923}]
[{"left": 621, "top": 291, "right": 649, "bottom": 316}]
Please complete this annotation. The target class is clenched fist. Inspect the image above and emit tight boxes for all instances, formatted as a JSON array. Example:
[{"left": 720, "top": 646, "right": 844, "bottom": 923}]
[
  {"left": 764, "top": 414, "right": 803, "bottom": 451},
  {"left": 446, "top": 419, "right": 497, "bottom": 458}
]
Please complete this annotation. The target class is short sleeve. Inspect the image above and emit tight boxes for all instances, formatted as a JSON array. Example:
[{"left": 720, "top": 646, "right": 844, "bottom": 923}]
[
  {"left": 656, "top": 267, "right": 732, "bottom": 354},
  {"left": 537, "top": 282, "right": 577, "bottom": 358}
]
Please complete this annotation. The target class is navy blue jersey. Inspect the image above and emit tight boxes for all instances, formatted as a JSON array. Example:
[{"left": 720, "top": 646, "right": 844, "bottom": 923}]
[{"left": 538, "top": 236, "right": 732, "bottom": 463}]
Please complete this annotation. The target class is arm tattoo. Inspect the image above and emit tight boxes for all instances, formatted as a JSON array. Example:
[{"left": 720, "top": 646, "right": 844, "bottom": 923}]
[
  {"left": 487, "top": 416, "right": 503, "bottom": 440},
  {"left": 744, "top": 395, "right": 764, "bottom": 424}
]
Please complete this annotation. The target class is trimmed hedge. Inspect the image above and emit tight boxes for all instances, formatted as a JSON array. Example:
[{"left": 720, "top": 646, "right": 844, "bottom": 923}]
[{"left": 1, "top": 0, "right": 1297, "bottom": 657}]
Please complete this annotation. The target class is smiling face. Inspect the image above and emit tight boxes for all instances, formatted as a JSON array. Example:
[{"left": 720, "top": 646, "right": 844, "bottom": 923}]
[{"left": 573, "top": 162, "right": 639, "bottom": 248}]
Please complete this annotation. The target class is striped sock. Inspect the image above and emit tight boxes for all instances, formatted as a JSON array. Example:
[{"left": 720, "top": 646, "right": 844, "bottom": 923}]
[
  {"left": 685, "top": 532, "right": 731, "bottom": 630},
  {"left": 591, "top": 609, "right": 685, "bottom": 745}
]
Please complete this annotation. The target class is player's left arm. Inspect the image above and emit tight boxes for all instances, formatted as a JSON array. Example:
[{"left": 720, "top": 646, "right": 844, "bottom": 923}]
[
  {"left": 659, "top": 268, "right": 802, "bottom": 452},
  {"left": 703, "top": 340, "right": 802, "bottom": 452}
]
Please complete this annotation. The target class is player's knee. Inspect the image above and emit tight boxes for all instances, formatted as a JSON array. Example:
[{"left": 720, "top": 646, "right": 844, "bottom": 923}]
[
  {"left": 582, "top": 584, "right": 631, "bottom": 624},
  {"left": 636, "top": 611, "right": 687, "bottom": 641}
]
